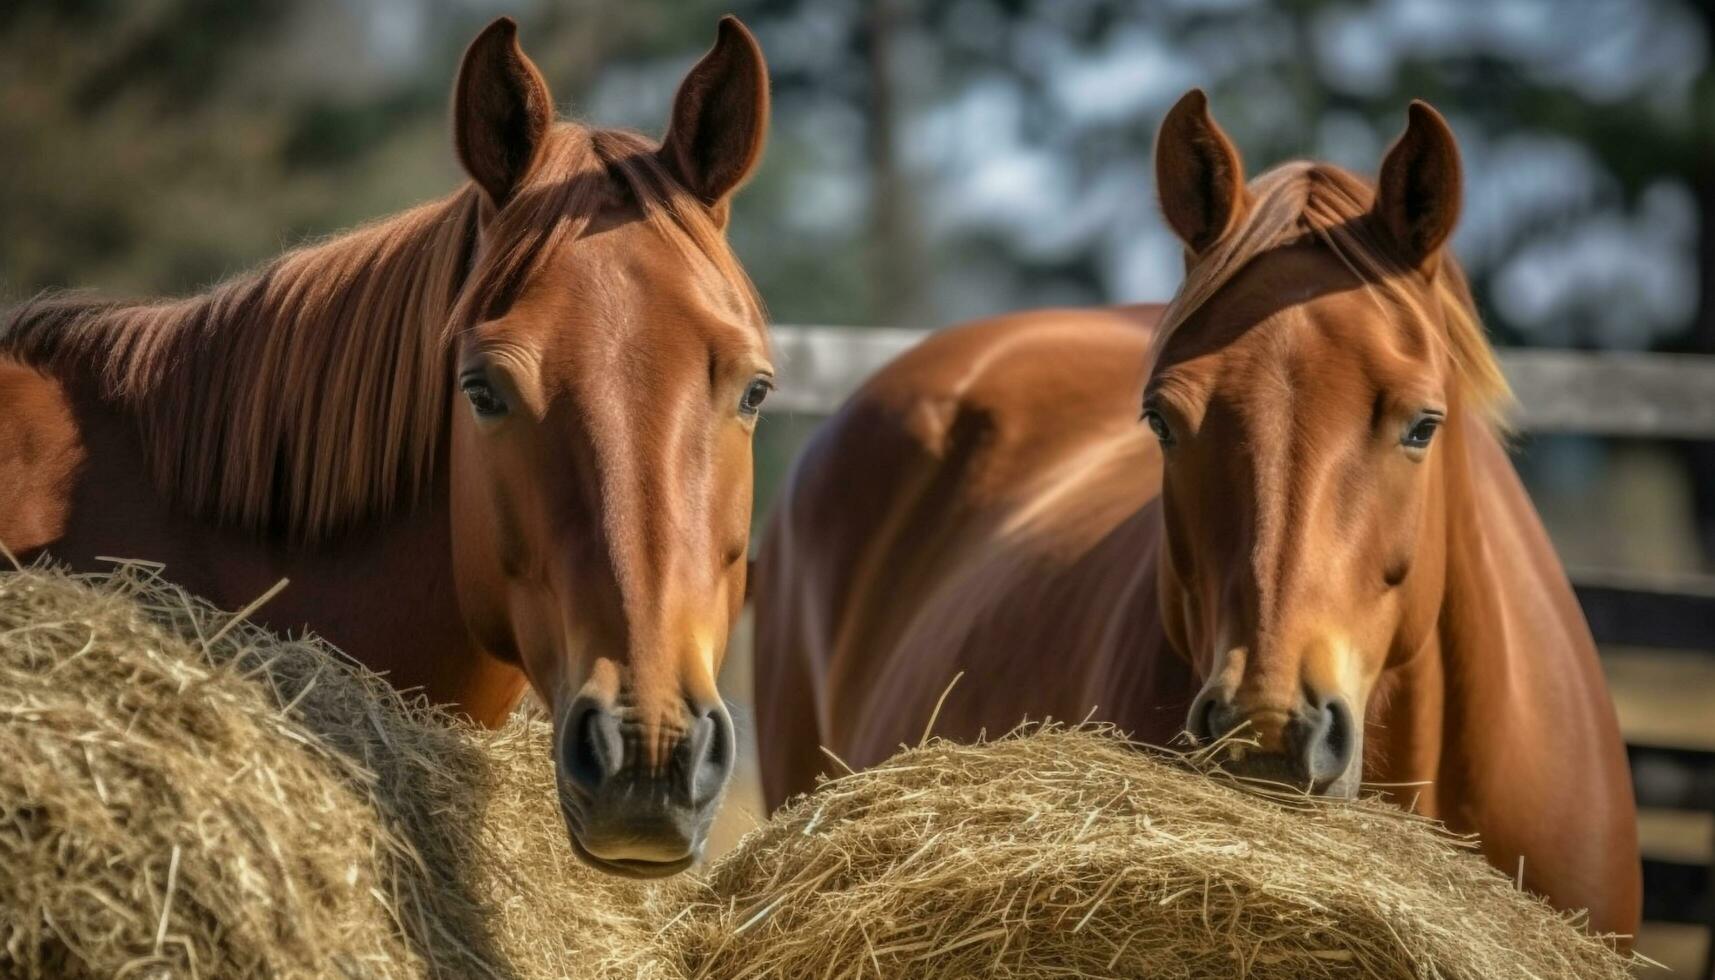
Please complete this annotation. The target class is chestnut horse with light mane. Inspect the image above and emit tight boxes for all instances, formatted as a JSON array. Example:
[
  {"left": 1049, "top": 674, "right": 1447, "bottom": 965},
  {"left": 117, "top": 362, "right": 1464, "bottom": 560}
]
[
  {"left": 754, "top": 92, "right": 1640, "bottom": 933},
  {"left": 0, "top": 16, "right": 775, "bottom": 878}
]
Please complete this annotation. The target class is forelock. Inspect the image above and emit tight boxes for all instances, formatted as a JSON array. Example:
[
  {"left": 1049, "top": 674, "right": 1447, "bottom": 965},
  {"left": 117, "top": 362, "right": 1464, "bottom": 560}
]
[{"left": 1149, "top": 161, "right": 1510, "bottom": 430}]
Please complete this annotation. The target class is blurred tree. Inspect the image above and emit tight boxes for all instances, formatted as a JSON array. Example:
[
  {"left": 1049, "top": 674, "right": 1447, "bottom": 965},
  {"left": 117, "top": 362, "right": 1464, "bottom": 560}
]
[
  {"left": 5, "top": 0, "right": 1706, "bottom": 338},
  {"left": 1683, "top": 1, "right": 1715, "bottom": 560},
  {"left": 0, "top": 0, "right": 718, "bottom": 299}
]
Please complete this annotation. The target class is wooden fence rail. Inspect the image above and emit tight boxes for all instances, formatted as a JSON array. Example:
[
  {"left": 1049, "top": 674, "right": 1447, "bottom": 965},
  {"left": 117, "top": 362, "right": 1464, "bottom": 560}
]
[{"left": 769, "top": 325, "right": 1715, "bottom": 438}]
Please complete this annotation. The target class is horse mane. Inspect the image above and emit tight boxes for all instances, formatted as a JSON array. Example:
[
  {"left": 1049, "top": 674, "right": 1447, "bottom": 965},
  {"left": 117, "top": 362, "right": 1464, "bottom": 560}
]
[
  {"left": 0, "top": 123, "right": 763, "bottom": 543},
  {"left": 1151, "top": 161, "right": 1512, "bottom": 429}
]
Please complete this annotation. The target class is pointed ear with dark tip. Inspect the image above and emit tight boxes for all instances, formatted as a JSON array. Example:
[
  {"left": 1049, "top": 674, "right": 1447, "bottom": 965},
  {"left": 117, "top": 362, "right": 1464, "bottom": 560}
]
[
  {"left": 453, "top": 17, "right": 554, "bottom": 208},
  {"left": 1155, "top": 88, "right": 1249, "bottom": 256},
  {"left": 1375, "top": 101, "right": 1462, "bottom": 271},
  {"left": 660, "top": 16, "right": 770, "bottom": 222}
]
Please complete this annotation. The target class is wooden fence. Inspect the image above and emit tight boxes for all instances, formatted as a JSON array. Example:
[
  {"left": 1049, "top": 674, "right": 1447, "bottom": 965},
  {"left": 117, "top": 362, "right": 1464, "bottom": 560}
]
[
  {"left": 768, "top": 324, "right": 1715, "bottom": 973},
  {"left": 770, "top": 325, "right": 1715, "bottom": 437}
]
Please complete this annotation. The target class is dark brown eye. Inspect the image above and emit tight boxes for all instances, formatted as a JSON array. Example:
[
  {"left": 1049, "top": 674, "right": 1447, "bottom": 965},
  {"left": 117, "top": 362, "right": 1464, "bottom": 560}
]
[
  {"left": 461, "top": 375, "right": 507, "bottom": 418},
  {"left": 1402, "top": 411, "right": 1443, "bottom": 451},
  {"left": 1142, "top": 408, "right": 1174, "bottom": 446},
  {"left": 740, "top": 377, "right": 772, "bottom": 417}
]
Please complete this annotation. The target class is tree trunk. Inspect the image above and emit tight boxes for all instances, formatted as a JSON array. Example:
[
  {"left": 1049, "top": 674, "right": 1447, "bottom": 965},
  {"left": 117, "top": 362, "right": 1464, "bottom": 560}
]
[
  {"left": 864, "top": 0, "right": 927, "bottom": 325},
  {"left": 1683, "top": 4, "right": 1715, "bottom": 568}
]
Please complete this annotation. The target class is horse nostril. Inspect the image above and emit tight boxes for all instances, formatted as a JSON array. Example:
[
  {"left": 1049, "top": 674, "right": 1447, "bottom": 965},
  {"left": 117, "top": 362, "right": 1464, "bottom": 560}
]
[
  {"left": 563, "top": 701, "right": 623, "bottom": 796},
  {"left": 686, "top": 703, "right": 736, "bottom": 807},
  {"left": 1300, "top": 696, "right": 1356, "bottom": 786},
  {"left": 1187, "top": 692, "right": 1225, "bottom": 744}
]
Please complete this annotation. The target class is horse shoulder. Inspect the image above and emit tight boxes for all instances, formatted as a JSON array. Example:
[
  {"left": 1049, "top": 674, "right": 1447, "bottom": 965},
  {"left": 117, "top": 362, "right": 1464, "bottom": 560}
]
[
  {"left": 0, "top": 358, "right": 86, "bottom": 558},
  {"left": 1444, "top": 421, "right": 1640, "bottom": 933}
]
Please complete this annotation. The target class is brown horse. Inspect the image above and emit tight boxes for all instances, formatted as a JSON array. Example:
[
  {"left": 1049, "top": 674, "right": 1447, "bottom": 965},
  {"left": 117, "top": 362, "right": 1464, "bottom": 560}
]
[
  {"left": 0, "top": 16, "right": 774, "bottom": 878},
  {"left": 754, "top": 92, "right": 1640, "bottom": 933}
]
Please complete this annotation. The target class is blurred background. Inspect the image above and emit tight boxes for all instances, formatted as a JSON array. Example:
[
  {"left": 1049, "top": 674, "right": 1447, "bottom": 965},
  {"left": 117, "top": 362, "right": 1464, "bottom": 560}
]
[{"left": 3, "top": 0, "right": 1712, "bottom": 970}]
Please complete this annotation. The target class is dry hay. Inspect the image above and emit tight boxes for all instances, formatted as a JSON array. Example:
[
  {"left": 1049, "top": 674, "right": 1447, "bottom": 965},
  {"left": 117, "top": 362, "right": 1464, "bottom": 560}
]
[
  {"left": 661, "top": 734, "right": 1634, "bottom": 979},
  {"left": 0, "top": 563, "right": 1633, "bottom": 979},
  {"left": 0, "top": 561, "right": 663, "bottom": 979}
]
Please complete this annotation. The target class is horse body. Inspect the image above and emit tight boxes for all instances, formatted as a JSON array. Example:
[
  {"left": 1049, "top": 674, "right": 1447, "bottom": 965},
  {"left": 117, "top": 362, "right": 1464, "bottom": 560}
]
[
  {"left": 2, "top": 16, "right": 776, "bottom": 877},
  {"left": 756, "top": 95, "right": 1639, "bottom": 934},
  {"left": 755, "top": 307, "right": 1193, "bottom": 791},
  {"left": 1, "top": 365, "right": 519, "bottom": 717}
]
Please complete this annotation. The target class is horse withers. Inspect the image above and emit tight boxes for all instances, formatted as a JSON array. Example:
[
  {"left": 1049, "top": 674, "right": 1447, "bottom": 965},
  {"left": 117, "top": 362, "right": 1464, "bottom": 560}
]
[
  {"left": 753, "top": 91, "right": 1640, "bottom": 934},
  {"left": 1, "top": 17, "right": 774, "bottom": 878}
]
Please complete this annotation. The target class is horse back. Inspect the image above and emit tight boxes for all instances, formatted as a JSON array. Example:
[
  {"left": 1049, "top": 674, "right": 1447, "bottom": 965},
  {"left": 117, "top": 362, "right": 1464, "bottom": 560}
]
[
  {"left": 0, "top": 357, "right": 86, "bottom": 558},
  {"left": 754, "top": 305, "right": 1198, "bottom": 806}
]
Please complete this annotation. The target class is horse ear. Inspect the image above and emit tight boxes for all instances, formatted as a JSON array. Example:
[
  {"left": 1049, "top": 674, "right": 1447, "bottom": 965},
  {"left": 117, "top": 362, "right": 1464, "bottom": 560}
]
[
  {"left": 1374, "top": 101, "right": 1462, "bottom": 271},
  {"left": 660, "top": 16, "right": 770, "bottom": 224},
  {"left": 453, "top": 17, "right": 554, "bottom": 208},
  {"left": 1155, "top": 89, "right": 1248, "bottom": 257}
]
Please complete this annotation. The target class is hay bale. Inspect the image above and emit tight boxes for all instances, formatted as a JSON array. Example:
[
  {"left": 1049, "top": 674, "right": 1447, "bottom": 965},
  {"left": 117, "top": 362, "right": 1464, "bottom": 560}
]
[
  {"left": 663, "top": 732, "right": 1633, "bottom": 979},
  {"left": 1, "top": 563, "right": 1632, "bottom": 980},
  {"left": 0, "top": 562, "right": 667, "bottom": 979}
]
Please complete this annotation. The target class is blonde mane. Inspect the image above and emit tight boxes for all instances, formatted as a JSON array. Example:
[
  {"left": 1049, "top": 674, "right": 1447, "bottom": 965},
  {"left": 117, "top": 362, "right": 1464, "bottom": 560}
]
[
  {"left": 1152, "top": 162, "right": 1511, "bottom": 428},
  {"left": 1, "top": 123, "right": 762, "bottom": 542}
]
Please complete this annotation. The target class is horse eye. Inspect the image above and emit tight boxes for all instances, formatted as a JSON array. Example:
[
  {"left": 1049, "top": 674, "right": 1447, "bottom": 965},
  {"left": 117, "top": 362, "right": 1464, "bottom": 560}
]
[
  {"left": 461, "top": 377, "right": 507, "bottom": 418},
  {"left": 1402, "top": 412, "right": 1443, "bottom": 451},
  {"left": 1142, "top": 408, "right": 1174, "bottom": 446},
  {"left": 739, "top": 377, "right": 772, "bottom": 417}
]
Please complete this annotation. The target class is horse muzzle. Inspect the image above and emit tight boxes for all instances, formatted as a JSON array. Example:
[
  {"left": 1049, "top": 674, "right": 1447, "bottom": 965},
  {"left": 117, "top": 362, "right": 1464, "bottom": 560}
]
[
  {"left": 554, "top": 695, "right": 735, "bottom": 878},
  {"left": 1188, "top": 691, "right": 1360, "bottom": 797}
]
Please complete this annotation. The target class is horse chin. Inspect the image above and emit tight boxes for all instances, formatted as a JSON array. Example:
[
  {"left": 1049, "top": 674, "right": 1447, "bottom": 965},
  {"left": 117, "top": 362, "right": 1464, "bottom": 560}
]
[
  {"left": 565, "top": 831, "right": 700, "bottom": 879},
  {"left": 558, "top": 795, "right": 706, "bottom": 879}
]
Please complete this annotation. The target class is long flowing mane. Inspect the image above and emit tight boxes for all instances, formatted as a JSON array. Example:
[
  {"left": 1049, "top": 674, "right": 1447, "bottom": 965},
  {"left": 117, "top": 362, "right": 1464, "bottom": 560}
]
[
  {"left": 0, "top": 124, "right": 761, "bottom": 543},
  {"left": 1151, "top": 161, "right": 1511, "bottom": 428}
]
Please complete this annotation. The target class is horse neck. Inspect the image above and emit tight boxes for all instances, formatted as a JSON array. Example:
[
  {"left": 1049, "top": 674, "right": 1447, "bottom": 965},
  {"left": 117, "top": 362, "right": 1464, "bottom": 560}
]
[
  {"left": 5, "top": 187, "right": 484, "bottom": 541},
  {"left": 1369, "top": 408, "right": 1528, "bottom": 813}
]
